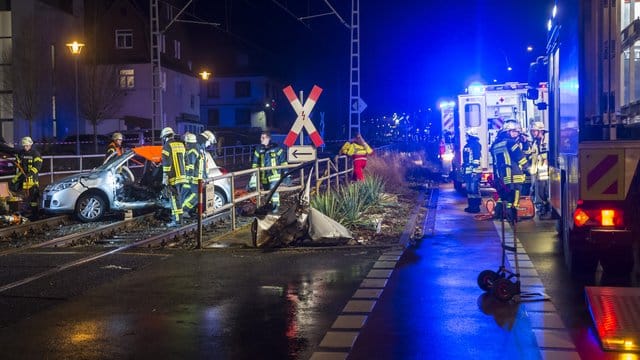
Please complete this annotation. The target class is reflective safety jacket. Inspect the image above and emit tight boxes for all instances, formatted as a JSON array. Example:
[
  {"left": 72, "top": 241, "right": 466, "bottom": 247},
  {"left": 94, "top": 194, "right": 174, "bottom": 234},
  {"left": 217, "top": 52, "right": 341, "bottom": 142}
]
[
  {"left": 530, "top": 136, "right": 549, "bottom": 181},
  {"left": 105, "top": 141, "right": 123, "bottom": 160},
  {"left": 162, "top": 139, "right": 188, "bottom": 185},
  {"left": 490, "top": 134, "right": 526, "bottom": 185},
  {"left": 462, "top": 137, "right": 482, "bottom": 175},
  {"left": 14, "top": 148, "right": 42, "bottom": 189},
  {"left": 340, "top": 141, "right": 373, "bottom": 160},
  {"left": 252, "top": 143, "right": 287, "bottom": 184},
  {"left": 185, "top": 142, "right": 205, "bottom": 185}
]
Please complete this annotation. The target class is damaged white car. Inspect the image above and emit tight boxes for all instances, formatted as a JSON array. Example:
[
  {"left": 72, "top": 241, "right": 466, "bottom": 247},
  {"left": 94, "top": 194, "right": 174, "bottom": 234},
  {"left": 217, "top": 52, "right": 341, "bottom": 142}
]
[{"left": 42, "top": 146, "right": 231, "bottom": 222}]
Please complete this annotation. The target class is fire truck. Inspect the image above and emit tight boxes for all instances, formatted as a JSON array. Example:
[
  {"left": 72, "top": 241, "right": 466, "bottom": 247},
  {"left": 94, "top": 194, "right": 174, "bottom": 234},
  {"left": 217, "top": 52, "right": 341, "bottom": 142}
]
[
  {"left": 545, "top": 0, "right": 640, "bottom": 279},
  {"left": 452, "top": 82, "right": 548, "bottom": 192}
]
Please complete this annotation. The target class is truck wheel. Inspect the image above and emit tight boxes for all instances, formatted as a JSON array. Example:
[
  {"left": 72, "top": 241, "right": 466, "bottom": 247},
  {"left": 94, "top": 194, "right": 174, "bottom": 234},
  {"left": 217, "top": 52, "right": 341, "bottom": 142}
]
[
  {"left": 564, "top": 245, "right": 598, "bottom": 280},
  {"left": 600, "top": 250, "right": 634, "bottom": 279}
]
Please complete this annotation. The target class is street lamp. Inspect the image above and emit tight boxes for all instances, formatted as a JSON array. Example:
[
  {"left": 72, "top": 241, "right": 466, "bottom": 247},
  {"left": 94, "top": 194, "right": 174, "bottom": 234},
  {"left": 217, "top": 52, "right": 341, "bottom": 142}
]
[
  {"left": 199, "top": 70, "right": 211, "bottom": 80},
  {"left": 66, "top": 41, "right": 85, "bottom": 155}
]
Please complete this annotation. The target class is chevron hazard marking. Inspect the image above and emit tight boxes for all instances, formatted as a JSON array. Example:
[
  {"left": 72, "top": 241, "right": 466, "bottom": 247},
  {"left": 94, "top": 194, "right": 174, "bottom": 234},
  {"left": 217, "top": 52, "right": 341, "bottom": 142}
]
[{"left": 581, "top": 150, "right": 624, "bottom": 200}]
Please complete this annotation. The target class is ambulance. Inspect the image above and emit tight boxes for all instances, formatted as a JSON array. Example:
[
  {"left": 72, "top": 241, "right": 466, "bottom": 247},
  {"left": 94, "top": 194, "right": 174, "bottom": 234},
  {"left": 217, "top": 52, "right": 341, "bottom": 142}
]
[
  {"left": 438, "top": 101, "right": 456, "bottom": 180},
  {"left": 545, "top": 0, "right": 640, "bottom": 279},
  {"left": 452, "top": 82, "right": 548, "bottom": 192}
]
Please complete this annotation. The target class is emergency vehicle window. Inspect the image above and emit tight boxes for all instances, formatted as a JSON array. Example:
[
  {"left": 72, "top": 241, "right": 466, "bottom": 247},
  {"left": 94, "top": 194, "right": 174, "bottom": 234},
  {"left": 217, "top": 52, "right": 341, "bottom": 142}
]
[{"left": 464, "top": 104, "right": 481, "bottom": 128}]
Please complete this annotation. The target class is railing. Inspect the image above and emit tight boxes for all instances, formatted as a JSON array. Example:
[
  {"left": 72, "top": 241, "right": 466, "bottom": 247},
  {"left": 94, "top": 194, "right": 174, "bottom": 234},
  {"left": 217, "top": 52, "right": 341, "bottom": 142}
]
[{"left": 207, "top": 155, "right": 353, "bottom": 231}]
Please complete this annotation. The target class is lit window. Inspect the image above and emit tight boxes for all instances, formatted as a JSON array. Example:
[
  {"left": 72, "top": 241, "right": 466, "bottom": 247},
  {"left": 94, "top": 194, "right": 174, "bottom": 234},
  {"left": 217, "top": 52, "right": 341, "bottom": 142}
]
[
  {"left": 115, "top": 30, "right": 133, "bottom": 49},
  {"left": 119, "top": 69, "right": 135, "bottom": 89}
]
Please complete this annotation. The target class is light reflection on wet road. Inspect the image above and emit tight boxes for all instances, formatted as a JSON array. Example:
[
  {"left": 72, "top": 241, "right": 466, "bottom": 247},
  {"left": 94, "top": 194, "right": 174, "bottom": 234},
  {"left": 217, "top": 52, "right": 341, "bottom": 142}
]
[{"left": 0, "top": 249, "right": 384, "bottom": 359}]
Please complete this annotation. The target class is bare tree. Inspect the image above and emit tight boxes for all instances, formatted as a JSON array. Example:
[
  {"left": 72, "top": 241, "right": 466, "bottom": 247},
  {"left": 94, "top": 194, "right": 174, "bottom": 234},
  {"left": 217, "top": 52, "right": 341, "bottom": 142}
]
[{"left": 80, "top": 64, "right": 124, "bottom": 153}]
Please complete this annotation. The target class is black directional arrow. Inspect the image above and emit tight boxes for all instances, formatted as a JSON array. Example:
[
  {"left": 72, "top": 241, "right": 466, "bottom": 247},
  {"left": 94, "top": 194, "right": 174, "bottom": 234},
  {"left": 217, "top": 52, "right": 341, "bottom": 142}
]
[{"left": 292, "top": 149, "right": 313, "bottom": 158}]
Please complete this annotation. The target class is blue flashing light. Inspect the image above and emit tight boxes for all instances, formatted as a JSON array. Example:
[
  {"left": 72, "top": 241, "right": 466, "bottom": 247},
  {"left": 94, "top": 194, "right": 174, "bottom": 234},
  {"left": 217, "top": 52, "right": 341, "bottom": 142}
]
[
  {"left": 547, "top": 19, "right": 552, "bottom": 32},
  {"left": 552, "top": 5, "right": 557, "bottom": 19}
]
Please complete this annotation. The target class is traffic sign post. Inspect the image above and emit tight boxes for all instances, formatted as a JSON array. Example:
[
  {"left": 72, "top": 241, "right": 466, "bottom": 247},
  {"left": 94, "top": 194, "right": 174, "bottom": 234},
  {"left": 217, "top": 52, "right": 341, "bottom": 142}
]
[
  {"left": 283, "top": 85, "right": 325, "bottom": 148},
  {"left": 287, "top": 145, "right": 317, "bottom": 163}
]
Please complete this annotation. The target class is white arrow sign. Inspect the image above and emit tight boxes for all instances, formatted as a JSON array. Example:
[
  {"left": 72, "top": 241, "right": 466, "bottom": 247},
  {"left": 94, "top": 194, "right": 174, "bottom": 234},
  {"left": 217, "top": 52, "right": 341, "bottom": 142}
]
[
  {"left": 287, "top": 145, "right": 317, "bottom": 163},
  {"left": 352, "top": 98, "right": 367, "bottom": 114}
]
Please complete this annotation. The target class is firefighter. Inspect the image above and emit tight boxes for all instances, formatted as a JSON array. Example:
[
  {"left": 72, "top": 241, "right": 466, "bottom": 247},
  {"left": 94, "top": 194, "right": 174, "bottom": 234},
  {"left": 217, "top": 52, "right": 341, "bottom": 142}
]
[
  {"left": 518, "top": 131, "right": 534, "bottom": 196},
  {"left": 182, "top": 132, "right": 202, "bottom": 217},
  {"left": 462, "top": 128, "right": 482, "bottom": 213},
  {"left": 105, "top": 132, "right": 123, "bottom": 162},
  {"left": 529, "top": 121, "right": 551, "bottom": 219},
  {"left": 490, "top": 120, "right": 527, "bottom": 223},
  {"left": 160, "top": 127, "right": 188, "bottom": 227},
  {"left": 11, "top": 137, "right": 42, "bottom": 219},
  {"left": 251, "top": 131, "right": 287, "bottom": 213},
  {"left": 339, "top": 133, "right": 373, "bottom": 181}
]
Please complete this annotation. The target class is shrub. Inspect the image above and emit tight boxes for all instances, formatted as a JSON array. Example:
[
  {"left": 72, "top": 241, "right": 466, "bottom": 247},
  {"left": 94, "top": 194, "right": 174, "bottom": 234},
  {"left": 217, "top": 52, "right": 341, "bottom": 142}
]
[
  {"left": 365, "top": 151, "right": 406, "bottom": 191},
  {"left": 311, "top": 176, "right": 385, "bottom": 227}
]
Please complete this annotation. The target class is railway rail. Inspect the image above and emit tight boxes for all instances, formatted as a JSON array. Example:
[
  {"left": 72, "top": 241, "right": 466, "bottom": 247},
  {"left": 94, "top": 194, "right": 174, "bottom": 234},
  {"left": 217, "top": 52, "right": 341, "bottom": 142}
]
[{"left": 0, "top": 210, "right": 231, "bottom": 294}]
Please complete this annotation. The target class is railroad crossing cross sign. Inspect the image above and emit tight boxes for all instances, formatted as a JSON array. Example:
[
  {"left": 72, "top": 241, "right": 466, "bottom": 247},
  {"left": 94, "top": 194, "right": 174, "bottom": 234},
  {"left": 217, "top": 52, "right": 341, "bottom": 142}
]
[
  {"left": 287, "top": 145, "right": 317, "bottom": 163},
  {"left": 283, "top": 85, "right": 324, "bottom": 147}
]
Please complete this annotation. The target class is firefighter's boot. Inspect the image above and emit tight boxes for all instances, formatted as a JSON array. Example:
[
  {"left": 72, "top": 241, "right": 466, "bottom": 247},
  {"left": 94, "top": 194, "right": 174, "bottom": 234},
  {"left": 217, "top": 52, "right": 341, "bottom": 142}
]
[{"left": 464, "top": 198, "right": 481, "bottom": 213}]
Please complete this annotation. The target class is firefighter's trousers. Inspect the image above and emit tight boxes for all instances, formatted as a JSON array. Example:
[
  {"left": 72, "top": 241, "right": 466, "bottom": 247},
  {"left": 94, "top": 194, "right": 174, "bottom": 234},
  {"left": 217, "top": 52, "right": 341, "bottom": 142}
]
[
  {"left": 533, "top": 177, "right": 550, "bottom": 215},
  {"left": 168, "top": 183, "right": 189, "bottom": 222},
  {"left": 262, "top": 180, "right": 280, "bottom": 209},
  {"left": 352, "top": 157, "right": 367, "bottom": 181},
  {"left": 182, "top": 182, "right": 200, "bottom": 214}
]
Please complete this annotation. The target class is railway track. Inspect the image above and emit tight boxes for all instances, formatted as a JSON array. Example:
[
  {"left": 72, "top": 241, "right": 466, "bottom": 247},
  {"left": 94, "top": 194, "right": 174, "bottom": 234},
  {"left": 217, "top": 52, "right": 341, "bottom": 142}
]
[{"left": 0, "top": 210, "right": 231, "bottom": 294}]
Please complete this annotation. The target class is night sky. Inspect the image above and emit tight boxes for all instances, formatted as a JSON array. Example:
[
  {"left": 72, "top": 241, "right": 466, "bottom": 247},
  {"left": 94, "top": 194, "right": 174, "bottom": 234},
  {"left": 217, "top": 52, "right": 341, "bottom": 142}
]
[{"left": 187, "top": 0, "right": 551, "bottom": 131}]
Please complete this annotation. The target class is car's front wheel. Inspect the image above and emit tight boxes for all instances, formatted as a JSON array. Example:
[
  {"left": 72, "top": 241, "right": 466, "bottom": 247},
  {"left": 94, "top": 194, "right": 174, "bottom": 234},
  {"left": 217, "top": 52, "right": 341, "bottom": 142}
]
[
  {"left": 213, "top": 189, "right": 227, "bottom": 209},
  {"left": 76, "top": 192, "right": 107, "bottom": 222}
]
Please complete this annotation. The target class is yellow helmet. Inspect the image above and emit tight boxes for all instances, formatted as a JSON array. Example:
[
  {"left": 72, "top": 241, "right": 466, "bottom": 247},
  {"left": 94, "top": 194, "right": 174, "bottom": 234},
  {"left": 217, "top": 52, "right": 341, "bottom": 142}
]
[
  {"left": 21, "top": 136, "right": 33, "bottom": 146},
  {"left": 112, "top": 132, "right": 123, "bottom": 141}
]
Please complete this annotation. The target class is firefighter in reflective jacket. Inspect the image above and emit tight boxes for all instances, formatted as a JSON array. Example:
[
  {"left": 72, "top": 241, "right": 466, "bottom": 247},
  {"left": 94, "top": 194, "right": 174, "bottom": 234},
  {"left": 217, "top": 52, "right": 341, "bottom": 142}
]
[
  {"left": 490, "top": 120, "right": 527, "bottom": 222},
  {"left": 339, "top": 133, "right": 373, "bottom": 181},
  {"left": 462, "top": 128, "right": 482, "bottom": 213},
  {"left": 182, "top": 133, "right": 202, "bottom": 217},
  {"left": 529, "top": 121, "right": 551, "bottom": 219},
  {"left": 12, "top": 137, "right": 42, "bottom": 218},
  {"left": 104, "top": 132, "right": 123, "bottom": 163},
  {"left": 161, "top": 127, "right": 188, "bottom": 227},
  {"left": 251, "top": 131, "right": 287, "bottom": 213}
]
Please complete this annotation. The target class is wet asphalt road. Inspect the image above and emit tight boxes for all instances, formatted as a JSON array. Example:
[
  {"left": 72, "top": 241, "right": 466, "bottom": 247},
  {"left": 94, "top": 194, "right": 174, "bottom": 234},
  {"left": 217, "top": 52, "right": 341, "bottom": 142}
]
[{"left": 0, "top": 247, "right": 386, "bottom": 359}]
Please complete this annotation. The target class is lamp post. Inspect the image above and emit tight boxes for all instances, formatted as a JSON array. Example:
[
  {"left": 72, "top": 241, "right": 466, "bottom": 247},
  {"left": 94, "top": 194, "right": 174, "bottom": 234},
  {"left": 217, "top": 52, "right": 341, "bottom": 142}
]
[
  {"left": 66, "top": 41, "right": 85, "bottom": 155},
  {"left": 199, "top": 70, "right": 211, "bottom": 80}
]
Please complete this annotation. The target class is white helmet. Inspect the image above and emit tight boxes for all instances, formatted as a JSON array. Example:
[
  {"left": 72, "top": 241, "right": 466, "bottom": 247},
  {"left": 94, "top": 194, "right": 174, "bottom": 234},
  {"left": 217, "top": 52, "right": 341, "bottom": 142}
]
[
  {"left": 160, "top": 127, "right": 174, "bottom": 140},
  {"left": 530, "top": 121, "right": 546, "bottom": 132},
  {"left": 201, "top": 130, "right": 216, "bottom": 145},
  {"left": 21, "top": 136, "right": 33, "bottom": 146},
  {"left": 112, "top": 132, "right": 123, "bottom": 141},
  {"left": 466, "top": 128, "right": 479, "bottom": 138},
  {"left": 184, "top": 132, "right": 197, "bottom": 143},
  {"left": 501, "top": 120, "right": 521, "bottom": 133}
]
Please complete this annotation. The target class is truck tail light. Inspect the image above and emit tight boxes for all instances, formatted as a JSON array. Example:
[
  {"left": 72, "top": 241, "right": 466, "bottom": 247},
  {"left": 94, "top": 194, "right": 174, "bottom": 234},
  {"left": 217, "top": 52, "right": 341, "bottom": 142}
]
[
  {"left": 598, "top": 209, "right": 622, "bottom": 227},
  {"left": 574, "top": 208, "right": 589, "bottom": 227},
  {"left": 573, "top": 207, "right": 624, "bottom": 227}
]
